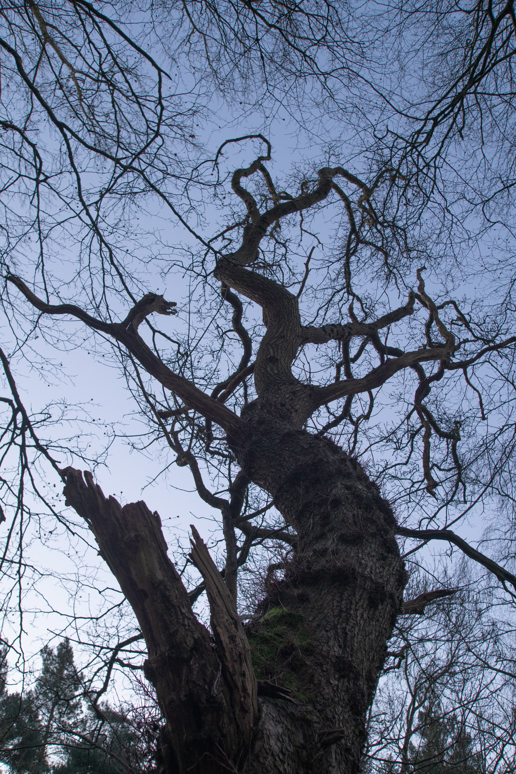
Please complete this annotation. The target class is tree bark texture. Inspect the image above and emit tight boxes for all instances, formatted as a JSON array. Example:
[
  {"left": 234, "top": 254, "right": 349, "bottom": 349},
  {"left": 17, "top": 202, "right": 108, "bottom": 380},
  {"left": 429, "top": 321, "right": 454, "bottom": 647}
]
[
  {"left": 62, "top": 469, "right": 258, "bottom": 774},
  {"left": 233, "top": 415, "right": 406, "bottom": 773},
  {"left": 63, "top": 418, "right": 406, "bottom": 774}
]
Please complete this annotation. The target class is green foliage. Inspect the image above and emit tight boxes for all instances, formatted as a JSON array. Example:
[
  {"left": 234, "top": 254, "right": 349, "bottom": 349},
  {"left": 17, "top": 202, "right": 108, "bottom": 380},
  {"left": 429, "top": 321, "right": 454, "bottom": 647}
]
[
  {"left": 0, "top": 692, "right": 47, "bottom": 773},
  {"left": 36, "top": 640, "right": 82, "bottom": 726},
  {"left": 0, "top": 643, "right": 8, "bottom": 698},
  {"left": 408, "top": 701, "right": 481, "bottom": 774},
  {"left": 53, "top": 707, "right": 137, "bottom": 774},
  {"left": 0, "top": 640, "right": 145, "bottom": 774},
  {"left": 247, "top": 607, "right": 314, "bottom": 701},
  {"left": 375, "top": 698, "right": 482, "bottom": 774}
]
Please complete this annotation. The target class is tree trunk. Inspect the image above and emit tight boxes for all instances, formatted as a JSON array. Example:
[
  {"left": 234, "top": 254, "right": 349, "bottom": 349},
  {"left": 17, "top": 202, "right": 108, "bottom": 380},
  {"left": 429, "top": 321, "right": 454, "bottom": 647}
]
[
  {"left": 62, "top": 416, "right": 406, "bottom": 774},
  {"left": 233, "top": 414, "right": 406, "bottom": 773}
]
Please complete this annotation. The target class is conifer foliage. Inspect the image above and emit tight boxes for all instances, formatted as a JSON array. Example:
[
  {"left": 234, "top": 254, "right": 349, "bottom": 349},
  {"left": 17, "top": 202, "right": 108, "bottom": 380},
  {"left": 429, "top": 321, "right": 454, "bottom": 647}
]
[
  {"left": 407, "top": 700, "right": 481, "bottom": 774},
  {"left": 0, "top": 641, "right": 142, "bottom": 774},
  {"left": 377, "top": 698, "right": 482, "bottom": 774}
]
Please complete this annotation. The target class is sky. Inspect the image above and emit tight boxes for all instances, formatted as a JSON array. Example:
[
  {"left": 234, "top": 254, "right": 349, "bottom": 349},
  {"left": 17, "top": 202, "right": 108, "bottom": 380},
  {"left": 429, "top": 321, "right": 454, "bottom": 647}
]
[
  {"left": 0, "top": 78, "right": 312, "bottom": 682},
  {"left": 1, "top": 0, "right": 516, "bottom": 707}
]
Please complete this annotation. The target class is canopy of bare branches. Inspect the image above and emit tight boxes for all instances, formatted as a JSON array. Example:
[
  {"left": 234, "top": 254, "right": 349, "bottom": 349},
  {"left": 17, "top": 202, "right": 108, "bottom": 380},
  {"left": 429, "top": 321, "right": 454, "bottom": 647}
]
[{"left": 1, "top": 2, "right": 516, "bottom": 773}]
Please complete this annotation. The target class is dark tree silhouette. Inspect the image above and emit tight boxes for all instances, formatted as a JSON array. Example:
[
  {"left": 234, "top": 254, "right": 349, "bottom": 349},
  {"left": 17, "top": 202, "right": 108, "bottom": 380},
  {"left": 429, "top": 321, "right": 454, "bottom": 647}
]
[{"left": 1, "top": 2, "right": 516, "bottom": 774}]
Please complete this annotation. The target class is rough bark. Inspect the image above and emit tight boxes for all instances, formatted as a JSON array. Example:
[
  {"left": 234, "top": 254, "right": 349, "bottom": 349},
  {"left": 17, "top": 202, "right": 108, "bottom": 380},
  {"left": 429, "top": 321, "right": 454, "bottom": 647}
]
[
  {"left": 234, "top": 414, "right": 406, "bottom": 774},
  {"left": 20, "top": 163, "right": 406, "bottom": 772},
  {"left": 62, "top": 416, "right": 405, "bottom": 774},
  {"left": 62, "top": 469, "right": 258, "bottom": 774},
  {"left": 8, "top": 135, "right": 516, "bottom": 773}
]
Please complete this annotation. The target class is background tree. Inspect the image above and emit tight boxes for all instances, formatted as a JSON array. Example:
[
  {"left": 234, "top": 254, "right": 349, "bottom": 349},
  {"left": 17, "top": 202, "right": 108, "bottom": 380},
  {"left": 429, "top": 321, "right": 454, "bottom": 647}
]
[
  {"left": 1, "top": 2, "right": 516, "bottom": 774},
  {"left": 407, "top": 700, "right": 480, "bottom": 774},
  {"left": 372, "top": 704, "right": 481, "bottom": 774},
  {"left": 0, "top": 640, "right": 47, "bottom": 774},
  {"left": 0, "top": 639, "right": 149, "bottom": 774},
  {"left": 53, "top": 704, "right": 142, "bottom": 774},
  {"left": 364, "top": 566, "right": 516, "bottom": 774},
  {"left": 0, "top": 692, "right": 47, "bottom": 774},
  {"left": 35, "top": 640, "right": 82, "bottom": 767}
]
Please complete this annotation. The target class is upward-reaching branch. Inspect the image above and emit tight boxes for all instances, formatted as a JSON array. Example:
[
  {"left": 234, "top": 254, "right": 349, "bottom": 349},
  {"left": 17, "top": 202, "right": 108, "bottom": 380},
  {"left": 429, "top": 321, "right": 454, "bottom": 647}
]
[
  {"left": 214, "top": 165, "right": 377, "bottom": 408},
  {"left": 62, "top": 469, "right": 258, "bottom": 774},
  {"left": 7, "top": 275, "right": 243, "bottom": 439},
  {"left": 397, "top": 526, "right": 516, "bottom": 593}
]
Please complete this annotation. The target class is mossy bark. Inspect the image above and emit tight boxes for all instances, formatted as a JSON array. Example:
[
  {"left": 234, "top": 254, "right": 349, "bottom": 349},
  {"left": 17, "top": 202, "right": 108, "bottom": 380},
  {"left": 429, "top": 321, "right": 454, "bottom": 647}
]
[
  {"left": 63, "top": 417, "right": 405, "bottom": 774},
  {"left": 235, "top": 416, "right": 406, "bottom": 773}
]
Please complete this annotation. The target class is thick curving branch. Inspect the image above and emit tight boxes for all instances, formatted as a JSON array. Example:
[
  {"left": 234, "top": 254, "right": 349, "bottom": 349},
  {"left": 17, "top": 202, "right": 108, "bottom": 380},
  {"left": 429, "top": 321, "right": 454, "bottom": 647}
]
[
  {"left": 215, "top": 260, "right": 302, "bottom": 395},
  {"left": 397, "top": 526, "right": 516, "bottom": 592},
  {"left": 214, "top": 163, "right": 416, "bottom": 405},
  {"left": 225, "top": 165, "right": 371, "bottom": 269},
  {"left": 7, "top": 275, "right": 243, "bottom": 439},
  {"left": 211, "top": 284, "right": 252, "bottom": 401},
  {"left": 312, "top": 344, "right": 453, "bottom": 409},
  {"left": 62, "top": 468, "right": 258, "bottom": 774},
  {"left": 189, "top": 525, "right": 258, "bottom": 721},
  {"left": 300, "top": 291, "right": 416, "bottom": 345},
  {"left": 206, "top": 284, "right": 254, "bottom": 446},
  {"left": 7, "top": 274, "right": 116, "bottom": 335}
]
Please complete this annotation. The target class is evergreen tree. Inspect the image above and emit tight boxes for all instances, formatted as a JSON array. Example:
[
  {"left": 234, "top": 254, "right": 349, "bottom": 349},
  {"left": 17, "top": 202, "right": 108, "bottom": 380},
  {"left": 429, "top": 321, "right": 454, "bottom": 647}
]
[
  {"left": 0, "top": 642, "right": 8, "bottom": 697},
  {"left": 0, "top": 640, "right": 146, "bottom": 773},
  {"left": 445, "top": 727, "right": 481, "bottom": 774},
  {"left": 0, "top": 642, "right": 47, "bottom": 773},
  {"left": 0, "top": 692, "right": 48, "bottom": 773},
  {"left": 408, "top": 701, "right": 481, "bottom": 774},
  {"left": 36, "top": 640, "right": 82, "bottom": 728},
  {"left": 34, "top": 639, "right": 83, "bottom": 771},
  {"left": 53, "top": 706, "right": 138, "bottom": 774}
]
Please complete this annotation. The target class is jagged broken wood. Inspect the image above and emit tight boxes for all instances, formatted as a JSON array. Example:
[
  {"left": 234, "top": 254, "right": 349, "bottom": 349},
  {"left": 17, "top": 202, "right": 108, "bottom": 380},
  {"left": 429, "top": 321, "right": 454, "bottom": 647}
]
[{"left": 62, "top": 468, "right": 258, "bottom": 774}]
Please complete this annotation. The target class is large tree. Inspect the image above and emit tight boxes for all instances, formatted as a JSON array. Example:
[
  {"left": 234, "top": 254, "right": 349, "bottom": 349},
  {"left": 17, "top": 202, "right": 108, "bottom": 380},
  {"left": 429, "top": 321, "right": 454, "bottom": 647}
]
[{"left": 2, "top": 2, "right": 516, "bottom": 774}]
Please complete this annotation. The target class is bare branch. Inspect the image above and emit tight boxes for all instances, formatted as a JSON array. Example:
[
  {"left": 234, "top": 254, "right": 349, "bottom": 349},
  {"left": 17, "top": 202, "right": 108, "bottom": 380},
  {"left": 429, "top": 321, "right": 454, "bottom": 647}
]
[
  {"left": 401, "top": 589, "right": 457, "bottom": 616},
  {"left": 189, "top": 525, "right": 258, "bottom": 720},
  {"left": 312, "top": 344, "right": 452, "bottom": 409},
  {"left": 8, "top": 275, "right": 243, "bottom": 438},
  {"left": 300, "top": 292, "right": 416, "bottom": 345},
  {"left": 397, "top": 526, "right": 516, "bottom": 592}
]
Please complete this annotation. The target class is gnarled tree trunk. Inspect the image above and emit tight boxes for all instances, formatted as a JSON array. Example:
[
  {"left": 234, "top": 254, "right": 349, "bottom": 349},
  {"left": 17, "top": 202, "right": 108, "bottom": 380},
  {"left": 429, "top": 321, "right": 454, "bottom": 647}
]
[{"left": 63, "top": 414, "right": 405, "bottom": 774}]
